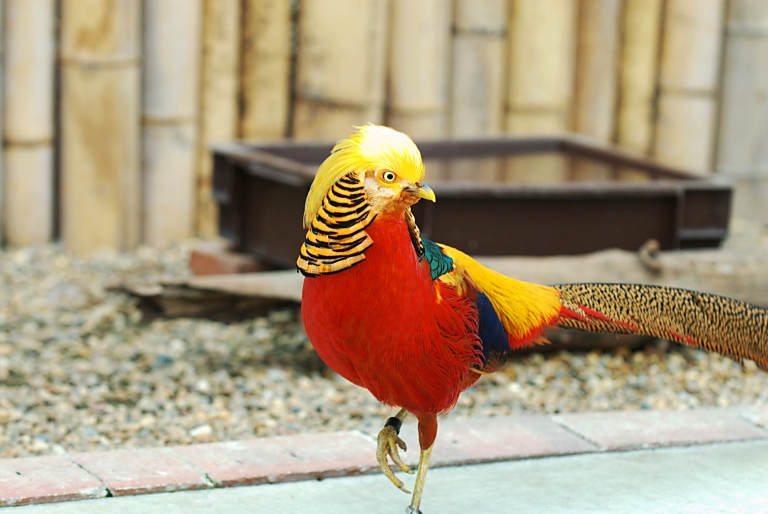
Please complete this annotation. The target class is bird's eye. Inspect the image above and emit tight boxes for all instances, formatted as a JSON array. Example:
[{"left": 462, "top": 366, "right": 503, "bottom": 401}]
[{"left": 381, "top": 171, "right": 397, "bottom": 183}]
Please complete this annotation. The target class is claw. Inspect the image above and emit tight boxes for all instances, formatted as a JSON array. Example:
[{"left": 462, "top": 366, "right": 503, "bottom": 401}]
[
  {"left": 376, "top": 424, "right": 414, "bottom": 493},
  {"left": 386, "top": 427, "right": 412, "bottom": 474}
]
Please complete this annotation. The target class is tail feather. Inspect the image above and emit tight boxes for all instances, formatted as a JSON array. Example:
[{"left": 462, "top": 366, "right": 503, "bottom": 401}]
[{"left": 554, "top": 283, "right": 768, "bottom": 371}]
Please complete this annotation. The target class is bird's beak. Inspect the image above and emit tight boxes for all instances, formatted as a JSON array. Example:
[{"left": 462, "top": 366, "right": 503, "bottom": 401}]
[{"left": 410, "top": 182, "right": 436, "bottom": 203}]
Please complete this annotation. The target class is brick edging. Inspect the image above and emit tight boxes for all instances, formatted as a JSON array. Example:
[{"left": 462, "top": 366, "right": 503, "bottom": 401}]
[{"left": 1, "top": 405, "right": 766, "bottom": 507}]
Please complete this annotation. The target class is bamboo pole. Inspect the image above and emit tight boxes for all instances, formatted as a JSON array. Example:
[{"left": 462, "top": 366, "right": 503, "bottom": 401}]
[
  {"left": 451, "top": 0, "right": 507, "bottom": 138},
  {"left": 239, "top": 0, "right": 292, "bottom": 139},
  {"left": 570, "top": 0, "right": 622, "bottom": 181},
  {"left": 572, "top": 0, "right": 622, "bottom": 142},
  {"left": 3, "top": 0, "right": 56, "bottom": 246},
  {"left": 386, "top": 0, "right": 452, "bottom": 138},
  {"left": 505, "top": 0, "right": 577, "bottom": 182},
  {"left": 197, "top": 0, "right": 241, "bottom": 238},
  {"left": 387, "top": 0, "right": 451, "bottom": 182},
  {"left": 60, "top": 0, "right": 142, "bottom": 253},
  {"left": 448, "top": 0, "right": 507, "bottom": 182},
  {"left": 293, "top": 0, "right": 390, "bottom": 139},
  {"left": 715, "top": 0, "right": 768, "bottom": 223},
  {"left": 0, "top": 1, "right": 5, "bottom": 244},
  {"left": 616, "top": 0, "right": 663, "bottom": 155},
  {"left": 653, "top": 0, "right": 725, "bottom": 172},
  {"left": 505, "top": 0, "right": 577, "bottom": 134},
  {"left": 143, "top": 0, "right": 203, "bottom": 246}
]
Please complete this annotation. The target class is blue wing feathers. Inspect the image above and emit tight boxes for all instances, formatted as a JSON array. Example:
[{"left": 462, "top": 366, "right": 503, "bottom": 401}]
[{"left": 476, "top": 292, "right": 510, "bottom": 364}]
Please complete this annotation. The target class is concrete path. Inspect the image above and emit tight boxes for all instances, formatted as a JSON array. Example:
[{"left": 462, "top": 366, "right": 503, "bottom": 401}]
[
  {"left": 10, "top": 440, "right": 768, "bottom": 514},
  {"left": 2, "top": 406, "right": 767, "bottom": 512}
]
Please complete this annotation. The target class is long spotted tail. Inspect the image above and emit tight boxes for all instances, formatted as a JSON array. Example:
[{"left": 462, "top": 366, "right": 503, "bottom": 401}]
[{"left": 554, "top": 283, "right": 768, "bottom": 371}]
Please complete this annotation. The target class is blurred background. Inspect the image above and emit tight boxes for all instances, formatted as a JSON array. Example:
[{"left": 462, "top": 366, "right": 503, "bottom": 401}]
[
  {"left": 1, "top": 0, "right": 766, "bottom": 255},
  {"left": 2, "top": 0, "right": 768, "bottom": 460}
]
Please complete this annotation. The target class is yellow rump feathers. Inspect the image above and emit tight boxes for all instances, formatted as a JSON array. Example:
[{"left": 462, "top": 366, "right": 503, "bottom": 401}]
[
  {"left": 303, "top": 125, "right": 425, "bottom": 229},
  {"left": 439, "top": 245, "right": 563, "bottom": 343}
]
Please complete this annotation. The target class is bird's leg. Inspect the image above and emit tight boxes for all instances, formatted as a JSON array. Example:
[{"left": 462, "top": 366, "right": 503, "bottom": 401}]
[
  {"left": 376, "top": 408, "right": 414, "bottom": 493},
  {"left": 406, "top": 445, "right": 433, "bottom": 514},
  {"left": 406, "top": 413, "right": 438, "bottom": 514}
]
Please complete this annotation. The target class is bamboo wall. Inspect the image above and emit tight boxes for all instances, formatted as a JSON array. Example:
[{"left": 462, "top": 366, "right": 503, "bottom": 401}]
[{"left": 1, "top": 0, "right": 767, "bottom": 253}]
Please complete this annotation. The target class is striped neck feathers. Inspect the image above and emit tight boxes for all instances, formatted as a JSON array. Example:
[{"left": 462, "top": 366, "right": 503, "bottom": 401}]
[
  {"left": 297, "top": 173, "right": 425, "bottom": 277},
  {"left": 297, "top": 173, "right": 377, "bottom": 277}
]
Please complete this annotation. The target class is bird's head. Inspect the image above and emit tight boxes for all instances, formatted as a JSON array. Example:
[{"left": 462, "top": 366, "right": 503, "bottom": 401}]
[{"left": 303, "top": 125, "right": 435, "bottom": 229}]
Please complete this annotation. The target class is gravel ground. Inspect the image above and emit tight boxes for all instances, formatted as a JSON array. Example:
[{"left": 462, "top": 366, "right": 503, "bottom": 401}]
[{"left": 1, "top": 235, "right": 767, "bottom": 459}]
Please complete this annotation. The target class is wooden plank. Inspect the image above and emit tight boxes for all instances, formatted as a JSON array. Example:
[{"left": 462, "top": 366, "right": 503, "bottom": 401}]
[
  {"left": 572, "top": 0, "right": 622, "bottom": 142},
  {"left": 134, "top": 244, "right": 768, "bottom": 310},
  {"left": 715, "top": 0, "right": 768, "bottom": 222},
  {"left": 118, "top": 276, "right": 293, "bottom": 320},
  {"left": 386, "top": 0, "right": 452, "bottom": 138},
  {"left": 480, "top": 247, "right": 768, "bottom": 308},
  {"left": 143, "top": 0, "right": 202, "bottom": 246},
  {"left": 293, "top": 0, "right": 390, "bottom": 139},
  {"left": 653, "top": 0, "right": 725, "bottom": 172},
  {"left": 239, "top": 0, "right": 292, "bottom": 139},
  {"left": 189, "top": 270, "right": 303, "bottom": 302},
  {"left": 728, "top": 177, "right": 768, "bottom": 224},
  {"left": 615, "top": 0, "right": 663, "bottom": 155},
  {"left": 3, "top": 0, "right": 56, "bottom": 246},
  {"left": 60, "top": 0, "right": 141, "bottom": 253},
  {"left": 197, "top": 0, "right": 241, "bottom": 237}
]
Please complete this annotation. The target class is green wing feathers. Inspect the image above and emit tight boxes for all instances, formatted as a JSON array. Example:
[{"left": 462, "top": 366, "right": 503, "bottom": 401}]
[{"left": 555, "top": 283, "right": 768, "bottom": 371}]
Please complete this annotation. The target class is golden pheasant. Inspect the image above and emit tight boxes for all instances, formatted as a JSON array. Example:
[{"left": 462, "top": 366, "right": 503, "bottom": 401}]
[{"left": 298, "top": 125, "right": 768, "bottom": 513}]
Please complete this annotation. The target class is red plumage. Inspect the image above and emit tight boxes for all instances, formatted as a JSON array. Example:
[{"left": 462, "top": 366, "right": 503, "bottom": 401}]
[{"left": 302, "top": 213, "right": 483, "bottom": 418}]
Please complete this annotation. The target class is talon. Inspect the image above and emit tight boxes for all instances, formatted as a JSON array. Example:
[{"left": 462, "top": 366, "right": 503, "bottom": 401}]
[
  {"left": 376, "top": 424, "right": 413, "bottom": 493},
  {"left": 387, "top": 430, "right": 412, "bottom": 474}
]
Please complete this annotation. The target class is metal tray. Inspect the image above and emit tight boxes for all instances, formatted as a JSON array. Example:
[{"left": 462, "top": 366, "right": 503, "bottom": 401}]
[{"left": 212, "top": 134, "right": 732, "bottom": 268}]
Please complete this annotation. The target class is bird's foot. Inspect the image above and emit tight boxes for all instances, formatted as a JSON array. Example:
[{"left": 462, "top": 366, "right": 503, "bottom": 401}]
[
  {"left": 405, "top": 507, "right": 423, "bottom": 514},
  {"left": 376, "top": 417, "right": 414, "bottom": 494}
]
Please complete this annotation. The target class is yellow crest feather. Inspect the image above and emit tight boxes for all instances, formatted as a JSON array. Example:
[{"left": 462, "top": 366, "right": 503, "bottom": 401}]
[{"left": 303, "top": 125, "right": 425, "bottom": 228}]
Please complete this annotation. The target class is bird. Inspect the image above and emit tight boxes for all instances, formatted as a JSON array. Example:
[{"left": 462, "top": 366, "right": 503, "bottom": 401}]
[{"left": 297, "top": 124, "right": 768, "bottom": 513}]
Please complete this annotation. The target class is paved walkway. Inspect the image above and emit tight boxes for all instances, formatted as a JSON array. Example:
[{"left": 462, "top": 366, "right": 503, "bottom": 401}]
[
  {"left": 1, "top": 405, "right": 767, "bottom": 512},
  {"left": 10, "top": 440, "right": 768, "bottom": 514}
]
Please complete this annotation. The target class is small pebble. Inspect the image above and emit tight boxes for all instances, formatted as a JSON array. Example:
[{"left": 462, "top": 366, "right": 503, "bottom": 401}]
[{"left": 190, "top": 424, "right": 213, "bottom": 440}]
